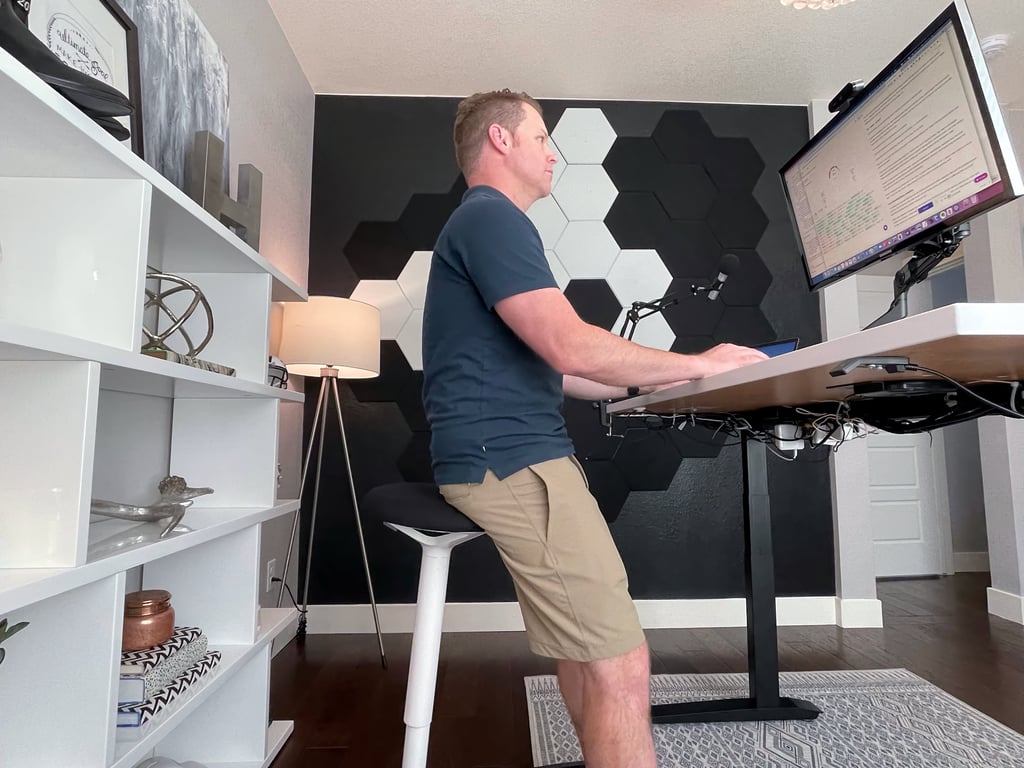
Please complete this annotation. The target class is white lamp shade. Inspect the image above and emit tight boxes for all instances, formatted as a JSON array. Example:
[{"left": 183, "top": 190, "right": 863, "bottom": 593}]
[{"left": 279, "top": 296, "right": 381, "bottom": 378}]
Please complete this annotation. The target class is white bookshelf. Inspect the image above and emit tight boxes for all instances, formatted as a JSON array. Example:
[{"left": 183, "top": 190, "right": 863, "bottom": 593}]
[{"left": 0, "top": 44, "right": 305, "bottom": 768}]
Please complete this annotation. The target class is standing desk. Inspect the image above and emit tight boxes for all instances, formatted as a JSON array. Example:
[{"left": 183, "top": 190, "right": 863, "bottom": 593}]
[{"left": 604, "top": 302, "right": 1024, "bottom": 725}]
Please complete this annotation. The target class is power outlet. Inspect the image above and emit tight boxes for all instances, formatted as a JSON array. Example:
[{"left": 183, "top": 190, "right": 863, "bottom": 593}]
[{"left": 265, "top": 558, "right": 277, "bottom": 593}]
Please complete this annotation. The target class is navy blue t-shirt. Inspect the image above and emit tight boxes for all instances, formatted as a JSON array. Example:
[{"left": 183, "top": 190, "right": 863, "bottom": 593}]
[{"left": 422, "top": 186, "right": 574, "bottom": 484}]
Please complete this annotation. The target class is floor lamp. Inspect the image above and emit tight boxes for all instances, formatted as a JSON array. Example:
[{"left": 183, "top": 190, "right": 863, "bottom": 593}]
[{"left": 276, "top": 295, "right": 387, "bottom": 668}]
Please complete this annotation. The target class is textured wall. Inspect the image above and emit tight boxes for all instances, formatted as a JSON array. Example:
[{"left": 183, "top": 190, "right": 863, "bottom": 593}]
[
  {"left": 303, "top": 96, "right": 834, "bottom": 606},
  {"left": 188, "top": 0, "right": 314, "bottom": 293}
]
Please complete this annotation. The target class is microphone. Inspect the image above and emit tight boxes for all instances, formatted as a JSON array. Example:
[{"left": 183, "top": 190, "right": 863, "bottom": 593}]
[{"left": 693, "top": 253, "right": 740, "bottom": 301}]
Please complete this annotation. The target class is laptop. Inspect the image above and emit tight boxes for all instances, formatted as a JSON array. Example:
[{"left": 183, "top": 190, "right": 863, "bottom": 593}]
[{"left": 754, "top": 337, "right": 800, "bottom": 358}]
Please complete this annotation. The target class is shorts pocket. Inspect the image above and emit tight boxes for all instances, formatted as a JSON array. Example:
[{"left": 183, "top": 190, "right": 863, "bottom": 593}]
[
  {"left": 438, "top": 482, "right": 475, "bottom": 504},
  {"left": 569, "top": 454, "right": 590, "bottom": 490},
  {"left": 505, "top": 467, "right": 555, "bottom": 544}
]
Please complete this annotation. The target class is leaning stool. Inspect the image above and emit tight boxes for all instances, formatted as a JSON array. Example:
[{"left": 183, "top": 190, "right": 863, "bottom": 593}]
[{"left": 361, "top": 482, "right": 486, "bottom": 768}]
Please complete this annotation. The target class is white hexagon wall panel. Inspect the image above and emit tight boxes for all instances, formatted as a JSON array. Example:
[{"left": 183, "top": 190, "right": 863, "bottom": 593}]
[
  {"left": 605, "top": 249, "right": 673, "bottom": 307},
  {"left": 350, "top": 279, "right": 412, "bottom": 340},
  {"left": 551, "top": 108, "right": 617, "bottom": 164},
  {"left": 552, "top": 165, "right": 619, "bottom": 221},
  {"left": 526, "top": 195, "right": 568, "bottom": 249},
  {"left": 398, "top": 250, "right": 432, "bottom": 309},
  {"left": 612, "top": 308, "right": 675, "bottom": 351},
  {"left": 397, "top": 309, "right": 424, "bottom": 371},
  {"left": 554, "top": 221, "right": 620, "bottom": 280},
  {"left": 546, "top": 250, "right": 570, "bottom": 291}
]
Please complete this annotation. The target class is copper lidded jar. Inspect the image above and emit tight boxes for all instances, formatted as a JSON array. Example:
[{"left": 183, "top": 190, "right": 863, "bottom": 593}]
[{"left": 122, "top": 589, "right": 175, "bottom": 651}]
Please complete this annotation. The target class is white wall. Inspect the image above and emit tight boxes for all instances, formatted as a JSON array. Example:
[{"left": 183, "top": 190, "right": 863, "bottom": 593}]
[
  {"left": 963, "top": 201, "right": 1024, "bottom": 622},
  {"left": 187, "top": 0, "right": 313, "bottom": 609},
  {"left": 188, "top": 0, "right": 313, "bottom": 294}
]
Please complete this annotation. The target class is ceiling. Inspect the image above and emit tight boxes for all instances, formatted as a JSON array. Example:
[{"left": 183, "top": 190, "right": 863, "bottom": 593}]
[{"left": 266, "top": 0, "right": 1024, "bottom": 108}]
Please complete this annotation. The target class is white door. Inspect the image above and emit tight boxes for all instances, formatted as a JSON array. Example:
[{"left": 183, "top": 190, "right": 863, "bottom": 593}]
[
  {"left": 867, "top": 430, "right": 945, "bottom": 576},
  {"left": 857, "top": 277, "right": 951, "bottom": 577}
]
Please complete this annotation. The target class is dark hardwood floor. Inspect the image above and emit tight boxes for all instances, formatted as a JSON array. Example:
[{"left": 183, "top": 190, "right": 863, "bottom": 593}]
[{"left": 268, "top": 573, "right": 1024, "bottom": 767}]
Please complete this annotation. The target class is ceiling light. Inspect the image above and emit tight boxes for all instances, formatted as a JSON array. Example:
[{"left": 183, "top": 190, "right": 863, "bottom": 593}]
[{"left": 780, "top": 0, "right": 857, "bottom": 9}]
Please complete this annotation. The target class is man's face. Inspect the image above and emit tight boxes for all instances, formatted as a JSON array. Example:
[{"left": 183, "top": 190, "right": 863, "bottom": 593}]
[{"left": 510, "top": 104, "right": 558, "bottom": 201}]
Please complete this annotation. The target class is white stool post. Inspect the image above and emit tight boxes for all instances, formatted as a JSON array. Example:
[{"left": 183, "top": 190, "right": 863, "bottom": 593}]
[{"left": 386, "top": 523, "right": 484, "bottom": 768}]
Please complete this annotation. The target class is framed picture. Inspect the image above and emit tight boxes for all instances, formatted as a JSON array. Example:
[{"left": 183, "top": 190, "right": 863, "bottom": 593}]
[
  {"left": 28, "top": 0, "right": 144, "bottom": 157},
  {"left": 120, "top": 0, "right": 230, "bottom": 192}
]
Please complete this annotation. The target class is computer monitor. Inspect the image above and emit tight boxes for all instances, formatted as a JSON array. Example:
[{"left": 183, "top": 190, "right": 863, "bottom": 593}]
[{"left": 780, "top": 0, "right": 1022, "bottom": 318}]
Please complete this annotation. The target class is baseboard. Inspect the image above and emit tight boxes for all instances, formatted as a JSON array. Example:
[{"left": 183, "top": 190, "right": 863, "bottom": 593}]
[
  {"left": 987, "top": 587, "right": 1024, "bottom": 625},
  {"left": 953, "top": 551, "right": 990, "bottom": 572},
  {"left": 307, "top": 596, "right": 884, "bottom": 634},
  {"left": 834, "top": 597, "right": 884, "bottom": 628}
]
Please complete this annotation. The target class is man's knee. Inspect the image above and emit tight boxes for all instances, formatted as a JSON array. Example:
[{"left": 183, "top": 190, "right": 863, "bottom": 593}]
[{"left": 581, "top": 642, "right": 650, "bottom": 695}]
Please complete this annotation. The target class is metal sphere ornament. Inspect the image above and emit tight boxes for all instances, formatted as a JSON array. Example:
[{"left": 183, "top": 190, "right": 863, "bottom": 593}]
[{"left": 142, "top": 269, "right": 215, "bottom": 356}]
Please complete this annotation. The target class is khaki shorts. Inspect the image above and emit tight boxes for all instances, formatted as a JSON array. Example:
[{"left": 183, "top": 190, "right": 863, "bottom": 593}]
[{"left": 439, "top": 455, "right": 645, "bottom": 662}]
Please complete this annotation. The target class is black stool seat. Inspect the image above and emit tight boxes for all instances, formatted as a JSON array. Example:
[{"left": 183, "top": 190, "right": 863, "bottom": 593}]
[{"left": 362, "top": 482, "right": 483, "bottom": 534}]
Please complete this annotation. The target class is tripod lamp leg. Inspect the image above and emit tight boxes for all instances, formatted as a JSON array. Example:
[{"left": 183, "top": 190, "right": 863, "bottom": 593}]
[
  {"left": 331, "top": 378, "right": 388, "bottom": 669},
  {"left": 277, "top": 376, "right": 329, "bottom": 609},
  {"left": 298, "top": 379, "right": 331, "bottom": 632}
]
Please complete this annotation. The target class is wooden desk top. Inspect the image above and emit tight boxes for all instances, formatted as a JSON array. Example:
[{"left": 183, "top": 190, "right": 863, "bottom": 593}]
[{"left": 608, "top": 303, "right": 1024, "bottom": 416}]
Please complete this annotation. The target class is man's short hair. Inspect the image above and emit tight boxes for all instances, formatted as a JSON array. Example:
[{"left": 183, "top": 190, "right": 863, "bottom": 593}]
[{"left": 453, "top": 89, "right": 543, "bottom": 175}]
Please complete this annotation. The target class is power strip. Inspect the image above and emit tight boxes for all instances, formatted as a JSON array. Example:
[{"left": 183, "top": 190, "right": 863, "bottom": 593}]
[{"left": 772, "top": 422, "right": 862, "bottom": 451}]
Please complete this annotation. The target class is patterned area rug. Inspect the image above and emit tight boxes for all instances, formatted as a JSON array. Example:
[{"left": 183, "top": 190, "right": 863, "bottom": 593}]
[{"left": 525, "top": 668, "right": 1024, "bottom": 767}]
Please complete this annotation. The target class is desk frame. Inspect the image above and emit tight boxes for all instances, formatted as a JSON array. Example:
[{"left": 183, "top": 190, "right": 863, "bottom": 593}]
[{"left": 649, "top": 435, "right": 819, "bottom": 723}]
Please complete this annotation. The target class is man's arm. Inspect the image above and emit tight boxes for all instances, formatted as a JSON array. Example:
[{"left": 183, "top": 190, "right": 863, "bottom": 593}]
[
  {"left": 563, "top": 375, "right": 634, "bottom": 401},
  {"left": 562, "top": 376, "right": 692, "bottom": 401},
  {"left": 496, "top": 287, "right": 766, "bottom": 387}
]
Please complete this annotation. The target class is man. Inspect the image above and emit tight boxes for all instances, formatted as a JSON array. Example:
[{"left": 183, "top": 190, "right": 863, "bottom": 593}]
[{"left": 422, "top": 89, "right": 767, "bottom": 767}]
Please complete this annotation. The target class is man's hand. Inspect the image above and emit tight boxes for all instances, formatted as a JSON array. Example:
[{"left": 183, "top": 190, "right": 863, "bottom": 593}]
[{"left": 698, "top": 343, "right": 768, "bottom": 378}]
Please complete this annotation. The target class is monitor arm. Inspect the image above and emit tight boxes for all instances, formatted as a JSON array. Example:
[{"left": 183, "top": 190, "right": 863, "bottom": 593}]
[{"left": 864, "top": 223, "right": 971, "bottom": 330}]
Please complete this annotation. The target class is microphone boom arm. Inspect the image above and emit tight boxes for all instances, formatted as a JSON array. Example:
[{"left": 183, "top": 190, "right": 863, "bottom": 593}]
[{"left": 619, "top": 294, "right": 679, "bottom": 341}]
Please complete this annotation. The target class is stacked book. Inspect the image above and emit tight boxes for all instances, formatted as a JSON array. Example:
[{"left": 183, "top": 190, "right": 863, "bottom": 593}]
[{"left": 117, "top": 626, "right": 221, "bottom": 736}]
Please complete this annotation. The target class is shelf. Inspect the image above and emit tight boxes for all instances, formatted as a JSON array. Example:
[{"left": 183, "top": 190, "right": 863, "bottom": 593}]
[
  {"left": 0, "top": 320, "right": 304, "bottom": 402},
  {"left": 0, "top": 48, "right": 306, "bottom": 303},
  {"left": 0, "top": 502, "right": 299, "bottom": 615},
  {"left": 0, "top": 39, "right": 300, "bottom": 767},
  {"left": 201, "top": 721, "right": 294, "bottom": 768},
  {"left": 111, "top": 608, "right": 298, "bottom": 768}
]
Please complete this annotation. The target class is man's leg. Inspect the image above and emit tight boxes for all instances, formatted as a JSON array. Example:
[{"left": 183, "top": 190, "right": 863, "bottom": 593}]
[
  {"left": 560, "top": 642, "right": 656, "bottom": 768},
  {"left": 556, "top": 658, "right": 585, "bottom": 749},
  {"left": 441, "top": 459, "right": 652, "bottom": 764}
]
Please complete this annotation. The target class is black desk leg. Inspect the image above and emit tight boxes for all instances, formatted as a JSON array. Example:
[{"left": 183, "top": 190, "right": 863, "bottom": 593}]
[{"left": 650, "top": 436, "right": 821, "bottom": 724}]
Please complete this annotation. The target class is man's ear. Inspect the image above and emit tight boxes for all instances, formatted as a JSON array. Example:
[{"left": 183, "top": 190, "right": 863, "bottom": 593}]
[{"left": 488, "top": 124, "right": 510, "bottom": 152}]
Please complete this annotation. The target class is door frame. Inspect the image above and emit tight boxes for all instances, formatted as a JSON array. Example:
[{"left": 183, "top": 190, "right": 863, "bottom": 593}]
[{"left": 857, "top": 275, "right": 955, "bottom": 577}]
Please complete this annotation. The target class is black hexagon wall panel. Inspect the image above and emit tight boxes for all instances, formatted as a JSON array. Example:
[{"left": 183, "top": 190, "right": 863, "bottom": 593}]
[
  {"left": 655, "top": 164, "right": 716, "bottom": 221},
  {"left": 605, "top": 192, "right": 671, "bottom": 249},
  {"left": 703, "top": 137, "right": 765, "bottom": 191},
  {"left": 604, "top": 138, "right": 669, "bottom": 191},
  {"left": 564, "top": 279, "right": 622, "bottom": 331},
  {"left": 398, "top": 177, "right": 468, "bottom": 251},
  {"left": 706, "top": 193, "right": 770, "bottom": 250},
  {"left": 343, "top": 221, "right": 413, "bottom": 281},
  {"left": 652, "top": 110, "right": 716, "bottom": 164}
]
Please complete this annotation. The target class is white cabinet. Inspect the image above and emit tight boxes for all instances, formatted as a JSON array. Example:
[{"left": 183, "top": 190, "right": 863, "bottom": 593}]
[{"left": 0, "top": 44, "right": 305, "bottom": 768}]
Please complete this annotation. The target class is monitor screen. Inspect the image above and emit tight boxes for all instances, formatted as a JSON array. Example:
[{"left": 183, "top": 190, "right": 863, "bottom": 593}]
[{"left": 781, "top": 0, "right": 1022, "bottom": 291}]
